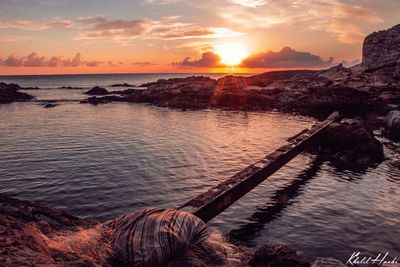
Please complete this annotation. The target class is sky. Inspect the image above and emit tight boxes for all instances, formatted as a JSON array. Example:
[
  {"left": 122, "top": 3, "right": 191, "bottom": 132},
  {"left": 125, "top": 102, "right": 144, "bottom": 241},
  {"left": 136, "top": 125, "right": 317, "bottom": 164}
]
[{"left": 0, "top": 0, "right": 399, "bottom": 75}]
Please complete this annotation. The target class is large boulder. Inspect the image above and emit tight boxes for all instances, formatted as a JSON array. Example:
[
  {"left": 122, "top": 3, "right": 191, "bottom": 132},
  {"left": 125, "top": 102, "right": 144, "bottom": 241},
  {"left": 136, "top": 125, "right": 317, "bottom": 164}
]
[
  {"left": 318, "top": 119, "right": 384, "bottom": 170},
  {"left": 383, "top": 110, "right": 400, "bottom": 138},
  {"left": 362, "top": 24, "right": 400, "bottom": 81},
  {"left": 249, "top": 244, "right": 310, "bottom": 267},
  {"left": 0, "top": 82, "right": 34, "bottom": 104},
  {"left": 85, "top": 86, "right": 109, "bottom": 95}
]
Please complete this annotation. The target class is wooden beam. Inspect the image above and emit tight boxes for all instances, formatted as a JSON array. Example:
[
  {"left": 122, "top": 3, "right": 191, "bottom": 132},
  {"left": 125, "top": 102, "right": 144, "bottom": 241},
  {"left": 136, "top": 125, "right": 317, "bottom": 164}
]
[{"left": 178, "top": 112, "right": 340, "bottom": 222}]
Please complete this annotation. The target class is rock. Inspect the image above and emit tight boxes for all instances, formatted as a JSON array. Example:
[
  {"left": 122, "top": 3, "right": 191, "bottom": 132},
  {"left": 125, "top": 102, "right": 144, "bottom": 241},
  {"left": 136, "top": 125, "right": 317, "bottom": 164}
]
[
  {"left": 0, "top": 82, "right": 34, "bottom": 104},
  {"left": 311, "top": 257, "right": 346, "bottom": 267},
  {"left": 43, "top": 102, "right": 59, "bottom": 108},
  {"left": 318, "top": 64, "right": 351, "bottom": 81},
  {"left": 60, "top": 86, "right": 84, "bottom": 89},
  {"left": 110, "top": 83, "right": 135, "bottom": 87},
  {"left": 110, "top": 88, "right": 144, "bottom": 95},
  {"left": 249, "top": 244, "right": 310, "bottom": 267},
  {"left": 0, "top": 193, "right": 105, "bottom": 266},
  {"left": 85, "top": 86, "right": 109, "bottom": 95},
  {"left": 318, "top": 119, "right": 384, "bottom": 170},
  {"left": 383, "top": 110, "right": 400, "bottom": 138},
  {"left": 362, "top": 24, "right": 400, "bottom": 70},
  {"left": 362, "top": 24, "right": 400, "bottom": 81}
]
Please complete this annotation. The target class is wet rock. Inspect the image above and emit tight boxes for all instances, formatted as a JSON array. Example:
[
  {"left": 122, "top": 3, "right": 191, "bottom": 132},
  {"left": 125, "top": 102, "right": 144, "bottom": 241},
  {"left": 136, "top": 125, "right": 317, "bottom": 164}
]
[
  {"left": 0, "top": 82, "right": 34, "bottom": 104},
  {"left": 383, "top": 110, "right": 400, "bottom": 138},
  {"left": 85, "top": 86, "right": 109, "bottom": 95},
  {"left": 81, "top": 95, "right": 122, "bottom": 105},
  {"left": 110, "top": 83, "right": 135, "bottom": 87},
  {"left": 318, "top": 119, "right": 384, "bottom": 170},
  {"left": 43, "top": 102, "right": 59, "bottom": 108},
  {"left": 60, "top": 86, "right": 84, "bottom": 89},
  {"left": 249, "top": 244, "right": 310, "bottom": 267},
  {"left": 110, "top": 88, "right": 144, "bottom": 95}
]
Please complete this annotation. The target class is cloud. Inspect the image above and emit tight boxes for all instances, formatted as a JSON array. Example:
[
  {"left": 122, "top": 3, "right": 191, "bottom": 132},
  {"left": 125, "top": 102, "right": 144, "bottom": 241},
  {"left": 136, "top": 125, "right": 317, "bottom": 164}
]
[
  {"left": 0, "top": 18, "right": 71, "bottom": 30},
  {"left": 0, "top": 35, "right": 33, "bottom": 42},
  {"left": 173, "top": 47, "right": 333, "bottom": 68},
  {"left": 219, "top": 0, "right": 383, "bottom": 44},
  {"left": 228, "top": 0, "right": 267, "bottom": 8},
  {"left": 0, "top": 52, "right": 102, "bottom": 67},
  {"left": 173, "top": 52, "right": 222, "bottom": 67},
  {"left": 132, "top": 61, "right": 157, "bottom": 66},
  {"left": 77, "top": 16, "right": 243, "bottom": 40},
  {"left": 0, "top": 16, "right": 243, "bottom": 41},
  {"left": 241, "top": 47, "right": 334, "bottom": 68}
]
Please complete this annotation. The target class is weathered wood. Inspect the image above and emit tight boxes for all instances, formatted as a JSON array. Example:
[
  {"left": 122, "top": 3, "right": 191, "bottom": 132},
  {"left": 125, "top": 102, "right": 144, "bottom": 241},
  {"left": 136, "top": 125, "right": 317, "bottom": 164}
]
[{"left": 178, "top": 112, "right": 340, "bottom": 222}]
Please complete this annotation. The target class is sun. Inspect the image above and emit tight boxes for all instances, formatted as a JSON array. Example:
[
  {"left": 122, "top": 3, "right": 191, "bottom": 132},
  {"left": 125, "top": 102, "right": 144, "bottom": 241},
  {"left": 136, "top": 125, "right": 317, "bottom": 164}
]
[{"left": 214, "top": 42, "right": 250, "bottom": 66}]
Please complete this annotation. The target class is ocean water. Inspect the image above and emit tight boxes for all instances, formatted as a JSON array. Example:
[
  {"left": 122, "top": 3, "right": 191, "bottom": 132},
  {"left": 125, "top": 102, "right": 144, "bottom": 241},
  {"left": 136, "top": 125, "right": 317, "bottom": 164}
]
[{"left": 0, "top": 73, "right": 399, "bottom": 262}]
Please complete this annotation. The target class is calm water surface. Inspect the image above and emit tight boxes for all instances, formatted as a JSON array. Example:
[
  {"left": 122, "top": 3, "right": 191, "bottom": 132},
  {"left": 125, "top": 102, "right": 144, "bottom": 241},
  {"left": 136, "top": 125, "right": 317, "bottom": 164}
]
[{"left": 0, "top": 74, "right": 399, "bottom": 262}]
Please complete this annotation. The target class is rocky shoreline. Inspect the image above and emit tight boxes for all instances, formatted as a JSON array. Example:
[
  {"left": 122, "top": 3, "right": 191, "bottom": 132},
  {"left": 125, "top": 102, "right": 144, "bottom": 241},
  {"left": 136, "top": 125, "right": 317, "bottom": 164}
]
[{"left": 0, "top": 193, "right": 347, "bottom": 267}]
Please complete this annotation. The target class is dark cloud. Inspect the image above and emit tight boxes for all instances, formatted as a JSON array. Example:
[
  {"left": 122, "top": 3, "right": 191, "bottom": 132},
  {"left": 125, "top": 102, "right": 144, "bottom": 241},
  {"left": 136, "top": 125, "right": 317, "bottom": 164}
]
[
  {"left": 241, "top": 47, "right": 334, "bottom": 68},
  {"left": 173, "top": 52, "right": 222, "bottom": 68},
  {"left": 0, "top": 52, "right": 102, "bottom": 67}
]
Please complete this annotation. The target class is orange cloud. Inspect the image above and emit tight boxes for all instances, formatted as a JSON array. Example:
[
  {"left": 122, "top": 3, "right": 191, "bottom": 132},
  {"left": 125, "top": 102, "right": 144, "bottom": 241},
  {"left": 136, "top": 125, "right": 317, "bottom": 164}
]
[
  {"left": 0, "top": 18, "right": 71, "bottom": 30},
  {"left": 173, "top": 52, "right": 222, "bottom": 68},
  {"left": 0, "top": 52, "right": 102, "bottom": 67},
  {"left": 219, "top": 0, "right": 383, "bottom": 44},
  {"left": 174, "top": 47, "right": 334, "bottom": 68}
]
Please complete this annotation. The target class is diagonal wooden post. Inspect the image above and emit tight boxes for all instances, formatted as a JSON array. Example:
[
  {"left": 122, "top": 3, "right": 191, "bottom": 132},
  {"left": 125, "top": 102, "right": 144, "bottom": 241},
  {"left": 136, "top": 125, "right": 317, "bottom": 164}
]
[{"left": 178, "top": 112, "right": 340, "bottom": 222}]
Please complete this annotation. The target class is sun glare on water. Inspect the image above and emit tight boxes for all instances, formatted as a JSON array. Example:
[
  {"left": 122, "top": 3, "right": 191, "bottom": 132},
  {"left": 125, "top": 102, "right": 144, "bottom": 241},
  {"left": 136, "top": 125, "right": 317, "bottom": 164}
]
[{"left": 214, "top": 43, "right": 250, "bottom": 66}]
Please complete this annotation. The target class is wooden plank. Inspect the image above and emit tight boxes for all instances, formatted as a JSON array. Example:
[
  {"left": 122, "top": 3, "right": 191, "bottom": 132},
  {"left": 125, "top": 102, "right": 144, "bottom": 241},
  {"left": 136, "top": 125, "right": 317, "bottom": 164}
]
[{"left": 178, "top": 111, "right": 340, "bottom": 222}]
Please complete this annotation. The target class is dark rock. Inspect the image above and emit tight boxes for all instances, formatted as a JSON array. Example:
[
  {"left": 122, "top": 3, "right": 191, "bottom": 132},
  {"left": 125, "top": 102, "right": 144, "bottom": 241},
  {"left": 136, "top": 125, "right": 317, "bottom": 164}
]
[
  {"left": 43, "top": 102, "right": 59, "bottom": 108},
  {"left": 81, "top": 95, "right": 128, "bottom": 105},
  {"left": 362, "top": 24, "right": 400, "bottom": 70},
  {"left": 110, "top": 83, "right": 135, "bottom": 87},
  {"left": 110, "top": 88, "right": 144, "bottom": 95},
  {"left": 0, "top": 194, "right": 111, "bottom": 266},
  {"left": 318, "top": 119, "right": 384, "bottom": 170},
  {"left": 0, "top": 82, "right": 34, "bottom": 104},
  {"left": 60, "top": 86, "right": 84, "bottom": 89},
  {"left": 249, "top": 244, "right": 310, "bottom": 267},
  {"left": 85, "top": 86, "right": 109, "bottom": 95},
  {"left": 383, "top": 110, "right": 400, "bottom": 138}
]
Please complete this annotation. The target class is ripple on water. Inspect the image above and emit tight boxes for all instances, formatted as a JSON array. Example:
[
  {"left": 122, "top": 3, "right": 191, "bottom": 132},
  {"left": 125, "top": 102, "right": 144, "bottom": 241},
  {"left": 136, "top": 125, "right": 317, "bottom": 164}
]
[{"left": 0, "top": 102, "right": 399, "bottom": 262}]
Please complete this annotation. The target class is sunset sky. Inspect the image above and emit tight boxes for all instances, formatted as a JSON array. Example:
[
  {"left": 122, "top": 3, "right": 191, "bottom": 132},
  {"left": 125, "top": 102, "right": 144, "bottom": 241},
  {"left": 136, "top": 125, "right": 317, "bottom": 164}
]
[{"left": 0, "top": 0, "right": 399, "bottom": 75}]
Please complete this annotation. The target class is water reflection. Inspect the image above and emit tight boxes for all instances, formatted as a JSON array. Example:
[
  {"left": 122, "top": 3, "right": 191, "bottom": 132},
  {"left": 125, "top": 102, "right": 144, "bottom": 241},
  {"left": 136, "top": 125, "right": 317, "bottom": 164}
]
[{"left": 230, "top": 156, "right": 323, "bottom": 243}]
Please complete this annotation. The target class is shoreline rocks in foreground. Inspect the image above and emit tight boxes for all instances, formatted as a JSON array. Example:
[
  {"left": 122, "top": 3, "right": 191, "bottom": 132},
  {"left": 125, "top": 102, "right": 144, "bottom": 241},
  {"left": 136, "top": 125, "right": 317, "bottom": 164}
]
[
  {"left": 0, "top": 82, "right": 34, "bottom": 104},
  {"left": 1, "top": 193, "right": 347, "bottom": 266}
]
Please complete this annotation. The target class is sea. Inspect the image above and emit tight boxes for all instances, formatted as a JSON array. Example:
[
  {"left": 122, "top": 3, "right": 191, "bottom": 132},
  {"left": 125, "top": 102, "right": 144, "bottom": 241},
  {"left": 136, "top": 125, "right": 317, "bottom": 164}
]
[{"left": 0, "top": 73, "right": 399, "bottom": 262}]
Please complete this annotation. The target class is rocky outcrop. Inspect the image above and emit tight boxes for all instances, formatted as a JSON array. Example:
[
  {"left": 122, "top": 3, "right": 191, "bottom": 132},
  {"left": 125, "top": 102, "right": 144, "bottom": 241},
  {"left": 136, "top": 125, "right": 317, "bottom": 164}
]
[
  {"left": 317, "top": 119, "right": 384, "bottom": 170},
  {"left": 85, "top": 86, "right": 109, "bottom": 95},
  {"left": 0, "top": 194, "right": 113, "bottom": 266},
  {"left": 1, "top": 194, "right": 318, "bottom": 267},
  {"left": 249, "top": 244, "right": 310, "bottom": 267},
  {"left": 0, "top": 82, "right": 34, "bottom": 104},
  {"left": 110, "top": 83, "right": 135, "bottom": 87},
  {"left": 362, "top": 24, "right": 400, "bottom": 81},
  {"left": 383, "top": 110, "right": 400, "bottom": 138},
  {"left": 362, "top": 24, "right": 400, "bottom": 70}
]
